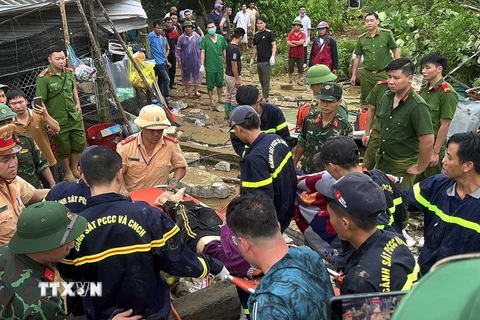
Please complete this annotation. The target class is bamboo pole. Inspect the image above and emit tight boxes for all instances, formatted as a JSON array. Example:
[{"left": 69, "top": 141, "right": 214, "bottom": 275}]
[
  {"left": 74, "top": 0, "right": 132, "bottom": 135},
  {"left": 59, "top": 0, "right": 72, "bottom": 67},
  {"left": 93, "top": 0, "right": 157, "bottom": 98}
]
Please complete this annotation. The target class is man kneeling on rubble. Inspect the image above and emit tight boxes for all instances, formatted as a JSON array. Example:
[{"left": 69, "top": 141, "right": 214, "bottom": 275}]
[
  {"left": 318, "top": 172, "right": 419, "bottom": 294},
  {"left": 226, "top": 193, "right": 334, "bottom": 320},
  {"left": 156, "top": 190, "right": 261, "bottom": 278}
]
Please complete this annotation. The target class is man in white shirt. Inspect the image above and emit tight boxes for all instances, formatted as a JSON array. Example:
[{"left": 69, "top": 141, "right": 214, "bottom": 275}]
[
  {"left": 295, "top": 6, "right": 311, "bottom": 67},
  {"left": 234, "top": 4, "right": 251, "bottom": 51}
]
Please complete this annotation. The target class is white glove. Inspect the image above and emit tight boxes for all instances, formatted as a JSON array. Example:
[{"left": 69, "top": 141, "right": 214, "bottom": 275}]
[
  {"left": 214, "top": 266, "right": 229, "bottom": 281},
  {"left": 269, "top": 55, "right": 275, "bottom": 66},
  {"left": 199, "top": 65, "right": 205, "bottom": 73},
  {"left": 249, "top": 58, "right": 254, "bottom": 68}
]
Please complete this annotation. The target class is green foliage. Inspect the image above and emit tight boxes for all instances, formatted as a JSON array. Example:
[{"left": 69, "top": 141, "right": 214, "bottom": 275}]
[
  {"left": 336, "top": 38, "right": 356, "bottom": 79},
  {"left": 272, "top": 39, "right": 289, "bottom": 76}
]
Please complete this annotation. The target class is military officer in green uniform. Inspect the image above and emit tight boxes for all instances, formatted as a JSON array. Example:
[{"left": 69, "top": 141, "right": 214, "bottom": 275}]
[
  {"left": 0, "top": 202, "right": 87, "bottom": 319},
  {"left": 375, "top": 58, "right": 434, "bottom": 189},
  {"left": 0, "top": 104, "right": 54, "bottom": 188},
  {"left": 351, "top": 12, "right": 400, "bottom": 112},
  {"left": 415, "top": 52, "right": 458, "bottom": 182},
  {"left": 36, "top": 46, "right": 85, "bottom": 182},
  {"left": 297, "top": 64, "right": 348, "bottom": 129},
  {"left": 0, "top": 201, "right": 143, "bottom": 320},
  {"left": 294, "top": 82, "right": 353, "bottom": 174},
  {"left": 362, "top": 79, "right": 389, "bottom": 169}
]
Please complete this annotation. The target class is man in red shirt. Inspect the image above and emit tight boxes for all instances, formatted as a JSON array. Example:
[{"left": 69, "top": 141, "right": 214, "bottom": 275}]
[{"left": 287, "top": 19, "right": 306, "bottom": 85}]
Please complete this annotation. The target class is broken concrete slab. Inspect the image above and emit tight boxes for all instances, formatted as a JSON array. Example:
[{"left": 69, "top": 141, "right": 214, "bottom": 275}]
[
  {"left": 183, "top": 152, "right": 201, "bottom": 167},
  {"left": 187, "top": 108, "right": 208, "bottom": 120},
  {"left": 178, "top": 167, "right": 230, "bottom": 199},
  {"left": 214, "top": 161, "right": 231, "bottom": 172}
]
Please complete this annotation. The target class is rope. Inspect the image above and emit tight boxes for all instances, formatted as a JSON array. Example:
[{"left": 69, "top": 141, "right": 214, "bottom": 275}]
[{"left": 170, "top": 300, "right": 182, "bottom": 320}]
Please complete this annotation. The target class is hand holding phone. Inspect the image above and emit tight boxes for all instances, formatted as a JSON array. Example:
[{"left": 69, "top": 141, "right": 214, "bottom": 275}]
[{"left": 32, "top": 96, "right": 42, "bottom": 109}]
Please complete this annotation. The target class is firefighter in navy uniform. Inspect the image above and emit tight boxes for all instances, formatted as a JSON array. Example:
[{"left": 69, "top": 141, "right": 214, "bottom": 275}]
[
  {"left": 230, "top": 105, "right": 297, "bottom": 232},
  {"left": 58, "top": 146, "right": 228, "bottom": 320},
  {"left": 230, "top": 85, "right": 294, "bottom": 158}
]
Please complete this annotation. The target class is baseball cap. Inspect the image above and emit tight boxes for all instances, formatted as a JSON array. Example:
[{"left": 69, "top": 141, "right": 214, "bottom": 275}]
[
  {"left": 229, "top": 105, "right": 259, "bottom": 128},
  {"left": 9, "top": 201, "right": 88, "bottom": 254},
  {"left": 392, "top": 255, "right": 480, "bottom": 320},
  {"left": 317, "top": 172, "right": 386, "bottom": 221},
  {"left": 0, "top": 84, "right": 8, "bottom": 90},
  {"left": 214, "top": 2, "right": 223, "bottom": 8},
  {"left": 320, "top": 136, "right": 359, "bottom": 166},
  {"left": 317, "top": 82, "right": 342, "bottom": 101}
]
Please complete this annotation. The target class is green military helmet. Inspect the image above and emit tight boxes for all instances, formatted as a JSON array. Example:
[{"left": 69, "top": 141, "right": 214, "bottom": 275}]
[
  {"left": 306, "top": 64, "right": 337, "bottom": 85},
  {"left": 0, "top": 104, "right": 16, "bottom": 122},
  {"left": 292, "top": 19, "right": 303, "bottom": 26},
  {"left": 9, "top": 201, "right": 88, "bottom": 254}
]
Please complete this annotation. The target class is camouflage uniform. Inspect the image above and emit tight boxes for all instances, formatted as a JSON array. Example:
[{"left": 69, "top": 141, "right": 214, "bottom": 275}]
[
  {"left": 298, "top": 106, "right": 353, "bottom": 173},
  {"left": 14, "top": 132, "right": 49, "bottom": 189},
  {"left": 0, "top": 246, "right": 67, "bottom": 319}
]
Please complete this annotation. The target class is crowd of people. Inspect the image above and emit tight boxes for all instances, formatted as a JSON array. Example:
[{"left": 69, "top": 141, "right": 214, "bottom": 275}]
[{"left": 0, "top": 2, "right": 479, "bottom": 320}]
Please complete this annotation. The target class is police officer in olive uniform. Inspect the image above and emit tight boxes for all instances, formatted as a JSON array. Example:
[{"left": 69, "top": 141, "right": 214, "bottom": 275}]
[
  {"left": 415, "top": 52, "right": 458, "bottom": 182},
  {"left": 350, "top": 12, "right": 400, "bottom": 111},
  {"left": 36, "top": 46, "right": 86, "bottom": 182},
  {"left": 375, "top": 58, "right": 434, "bottom": 189},
  {"left": 0, "top": 104, "right": 53, "bottom": 188},
  {"left": 294, "top": 82, "right": 353, "bottom": 174},
  {"left": 0, "top": 202, "right": 88, "bottom": 319},
  {"left": 362, "top": 79, "right": 390, "bottom": 169}
]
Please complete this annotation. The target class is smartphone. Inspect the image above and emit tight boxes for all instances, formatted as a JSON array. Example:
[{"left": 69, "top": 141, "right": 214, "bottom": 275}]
[
  {"left": 32, "top": 96, "right": 42, "bottom": 109},
  {"left": 328, "top": 291, "right": 406, "bottom": 320}
]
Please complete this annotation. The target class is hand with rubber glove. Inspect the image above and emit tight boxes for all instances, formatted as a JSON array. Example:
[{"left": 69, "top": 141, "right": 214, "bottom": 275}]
[
  {"left": 249, "top": 58, "right": 254, "bottom": 69},
  {"left": 214, "top": 266, "right": 230, "bottom": 281},
  {"left": 199, "top": 65, "right": 205, "bottom": 73},
  {"left": 269, "top": 55, "right": 275, "bottom": 66}
]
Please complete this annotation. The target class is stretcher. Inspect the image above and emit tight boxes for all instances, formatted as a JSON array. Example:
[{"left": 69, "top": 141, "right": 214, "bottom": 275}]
[{"left": 129, "top": 186, "right": 226, "bottom": 222}]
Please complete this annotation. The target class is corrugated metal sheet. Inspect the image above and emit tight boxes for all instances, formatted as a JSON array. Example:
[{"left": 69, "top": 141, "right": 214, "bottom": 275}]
[{"left": 0, "top": 0, "right": 147, "bottom": 40}]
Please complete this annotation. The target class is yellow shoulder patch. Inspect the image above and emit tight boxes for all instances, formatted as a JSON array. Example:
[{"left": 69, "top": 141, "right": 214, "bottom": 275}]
[
  {"left": 380, "top": 28, "right": 392, "bottom": 32},
  {"left": 38, "top": 69, "right": 49, "bottom": 78}
]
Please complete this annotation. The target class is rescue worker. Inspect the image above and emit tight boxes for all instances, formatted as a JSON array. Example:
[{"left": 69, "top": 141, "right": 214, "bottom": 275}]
[
  {"left": 58, "top": 146, "right": 228, "bottom": 320},
  {"left": 230, "top": 85, "right": 293, "bottom": 157},
  {"left": 309, "top": 21, "right": 338, "bottom": 73},
  {"left": 230, "top": 105, "right": 296, "bottom": 232},
  {"left": 0, "top": 104, "right": 54, "bottom": 189},
  {"left": 0, "top": 201, "right": 141, "bottom": 320},
  {"left": 350, "top": 13, "right": 400, "bottom": 113},
  {"left": 226, "top": 193, "right": 334, "bottom": 319},
  {"left": 0, "top": 124, "right": 49, "bottom": 245},
  {"left": 45, "top": 145, "right": 96, "bottom": 213},
  {"left": 361, "top": 79, "right": 390, "bottom": 169},
  {"left": 415, "top": 52, "right": 458, "bottom": 181},
  {"left": 318, "top": 172, "right": 418, "bottom": 294},
  {"left": 405, "top": 132, "right": 480, "bottom": 275},
  {"left": 116, "top": 105, "right": 187, "bottom": 192},
  {"left": 296, "top": 64, "right": 347, "bottom": 130},
  {"left": 320, "top": 136, "right": 407, "bottom": 233},
  {"left": 294, "top": 82, "right": 352, "bottom": 174},
  {"left": 375, "top": 58, "right": 434, "bottom": 189},
  {"left": 36, "top": 46, "right": 86, "bottom": 182}
]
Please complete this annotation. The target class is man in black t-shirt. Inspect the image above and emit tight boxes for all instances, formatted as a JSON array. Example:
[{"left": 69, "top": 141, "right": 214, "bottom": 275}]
[
  {"left": 250, "top": 16, "right": 276, "bottom": 101},
  {"left": 225, "top": 28, "right": 245, "bottom": 119},
  {"left": 318, "top": 172, "right": 419, "bottom": 294}
]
